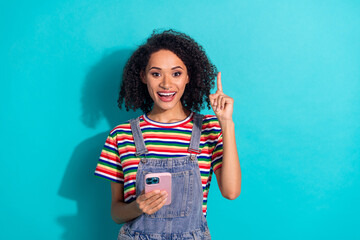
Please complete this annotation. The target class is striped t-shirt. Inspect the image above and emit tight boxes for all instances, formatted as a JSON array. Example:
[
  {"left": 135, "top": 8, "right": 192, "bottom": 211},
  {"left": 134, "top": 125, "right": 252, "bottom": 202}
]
[{"left": 94, "top": 112, "right": 223, "bottom": 217}]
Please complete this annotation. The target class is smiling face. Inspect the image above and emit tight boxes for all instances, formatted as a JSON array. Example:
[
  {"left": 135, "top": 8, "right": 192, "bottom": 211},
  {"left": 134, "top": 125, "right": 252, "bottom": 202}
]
[{"left": 141, "top": 49, "right": 189, "bottom": 113}]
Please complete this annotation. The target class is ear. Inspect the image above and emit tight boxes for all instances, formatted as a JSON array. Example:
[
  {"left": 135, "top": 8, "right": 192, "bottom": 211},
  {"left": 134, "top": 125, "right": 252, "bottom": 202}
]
[
  {"left": 186, "top": 74, "right": 189, "bottom": 84},
  {"left": 140, "top": 70, "right": 147, "bottom": 84}
]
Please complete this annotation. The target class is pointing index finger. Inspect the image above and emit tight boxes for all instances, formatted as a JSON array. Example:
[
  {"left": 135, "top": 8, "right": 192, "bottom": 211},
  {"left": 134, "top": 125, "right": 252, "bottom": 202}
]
[{"left": 217, "top": 72, "right": 223, "bottom": 92}]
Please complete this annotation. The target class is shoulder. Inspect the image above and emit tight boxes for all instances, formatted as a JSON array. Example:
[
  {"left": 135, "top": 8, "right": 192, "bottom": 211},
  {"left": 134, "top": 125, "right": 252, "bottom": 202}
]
[
  {"left": 201, "top": 114, "right": 221, "bottom": 130},
  {"left": 108, "top": 115, "right": 144, "bottom": 137}
]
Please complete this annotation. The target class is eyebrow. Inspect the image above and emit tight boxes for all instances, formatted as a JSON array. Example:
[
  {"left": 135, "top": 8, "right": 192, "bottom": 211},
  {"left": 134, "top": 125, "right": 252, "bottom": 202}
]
[{"left": 149, "top": 66, "right": 183, "bottom": 70}]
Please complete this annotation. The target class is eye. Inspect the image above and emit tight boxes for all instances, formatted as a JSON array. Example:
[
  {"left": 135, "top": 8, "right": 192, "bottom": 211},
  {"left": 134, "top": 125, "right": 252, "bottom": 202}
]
[
  {"left": 173, "top": 72, "right": 182, "bottom": 77},
  {"left": 151, "top": 72, "right": 161, "bottom": 77}
]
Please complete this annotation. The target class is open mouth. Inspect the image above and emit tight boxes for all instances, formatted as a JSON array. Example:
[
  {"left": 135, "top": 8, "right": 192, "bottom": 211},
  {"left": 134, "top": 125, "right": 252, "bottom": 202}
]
[{"left": 157, "top": 92, "right": 176, "bottom": 102}]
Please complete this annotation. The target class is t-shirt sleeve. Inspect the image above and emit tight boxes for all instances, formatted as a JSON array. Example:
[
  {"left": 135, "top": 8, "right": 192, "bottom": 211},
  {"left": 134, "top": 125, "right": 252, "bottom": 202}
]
[
  {"left": 94, "top": 132, "right": 124, "bottom": 183},
  {"left": 211, "top": 130, "right": 223, "bottom": 173}
]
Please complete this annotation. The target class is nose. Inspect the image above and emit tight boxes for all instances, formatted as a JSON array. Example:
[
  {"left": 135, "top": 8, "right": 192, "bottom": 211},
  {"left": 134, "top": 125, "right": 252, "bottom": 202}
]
[{"left": 159, "top": 74, "right": 171, "bottom": 90}]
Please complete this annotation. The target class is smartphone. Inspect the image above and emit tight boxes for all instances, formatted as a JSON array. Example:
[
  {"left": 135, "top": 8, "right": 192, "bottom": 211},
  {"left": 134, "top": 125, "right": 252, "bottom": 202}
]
[{"left": 144, "top": 172, "right": 172, "bottom": 205}]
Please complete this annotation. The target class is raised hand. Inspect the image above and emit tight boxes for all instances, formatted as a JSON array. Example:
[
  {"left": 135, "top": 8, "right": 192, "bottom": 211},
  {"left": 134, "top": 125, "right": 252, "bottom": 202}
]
[{"left": 209, "top": 72, "right": 234, "bottom": 123}]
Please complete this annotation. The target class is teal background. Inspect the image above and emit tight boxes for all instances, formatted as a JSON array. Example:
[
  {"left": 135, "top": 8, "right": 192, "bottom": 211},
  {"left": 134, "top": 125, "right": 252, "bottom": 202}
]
[{"left": 1, "top": 0, "right": 359, "bottom": 239}]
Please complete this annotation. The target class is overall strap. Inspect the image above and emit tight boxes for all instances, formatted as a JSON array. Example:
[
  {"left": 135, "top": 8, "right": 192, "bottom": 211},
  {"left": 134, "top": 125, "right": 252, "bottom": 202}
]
[
  {"left": 129, "top": 117, "right": 148, "bottom": 157},
  {"left": 188, "top": 113, "right": 204, "bottom": 160}
]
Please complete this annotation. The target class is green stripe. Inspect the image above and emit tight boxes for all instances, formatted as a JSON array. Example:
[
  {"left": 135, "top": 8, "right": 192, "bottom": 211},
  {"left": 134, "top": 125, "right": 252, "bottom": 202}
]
[
  {"left": 102, "top": 147, "right": 118, "bottom": 155},
  {"left": 99, "top": 161, "right": 121, "bottom": 171},
  {"left": 200, "top": 172, "right": 209, "bottom": 178},
  {"left": 110, "top": 130, "right": 132, "bottom": 138},
  {"left": 118, "top": 142, "right": 135, "bottom": 148},
  {"left": 124, "top": 168, "right": 137, "bottom": 175},
  {"left": 124, "top": 184, "right": 133, "bottom": 191}
]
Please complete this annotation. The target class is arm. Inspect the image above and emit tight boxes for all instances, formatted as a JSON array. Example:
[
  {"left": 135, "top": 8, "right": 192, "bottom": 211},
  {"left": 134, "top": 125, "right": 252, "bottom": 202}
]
[
  {"left": 110, "top": 182, "right": 168, "bottom": 224},
  {"left": 210, "top": 72, "right": 241, "bottom": 200},
  {"left": 110, "top": 182, "right": 142, "bottom": 224},
  {"left": 214, "top": 120, "right": 241, "bottom": 200}
]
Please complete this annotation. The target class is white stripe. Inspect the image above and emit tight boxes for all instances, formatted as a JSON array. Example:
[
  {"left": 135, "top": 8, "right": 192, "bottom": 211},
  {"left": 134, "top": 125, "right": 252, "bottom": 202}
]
[
  {"left": 120, "top": 151, "right": 136, "bottom": 158},
  {"left": 200, "top": 139, "right": 218, "bottom": 144},
  {"left": 199, "top": 169, "right": 211, "bottom": 174},
  {"left": 124, "top": 179, "right": 136, "bottom": 187},
  {"left": 202, "top": 127, "right": 221, "bottom": 131},
  {"left": 203, "top": 115, "right": 218, "bottom": 121},
  {"left": 125, "top": 195, "right": 135, "bottom": 202},
  {"left": 104, "top": 142, "right": 117, "bottom": 151},
  {"left": 123, "top": 164, "right": 139, "bottom": 171},
  {"left": 110, "top": 127, "right": 132, "bottom": 135},
  {"left": 198, "top": 153, "right": 212, "bottom": 158},
  {"left": 143, "top": 112, "right": 193, "bottom": 127},
  {"left": 99, "top": 157, "right": 121, "bottom": 166},
  {"left": 117, "top": 139, "right": 134, "bottom": 145},
  {"left": 212, "top": 154, "right": 222, "bottom": 162}
]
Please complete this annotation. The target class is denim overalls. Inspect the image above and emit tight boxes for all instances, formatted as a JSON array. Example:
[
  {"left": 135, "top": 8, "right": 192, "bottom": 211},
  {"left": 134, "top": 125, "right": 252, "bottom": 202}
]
[{"left": 117, "top": 113, "right": 212, "bottom": 240}]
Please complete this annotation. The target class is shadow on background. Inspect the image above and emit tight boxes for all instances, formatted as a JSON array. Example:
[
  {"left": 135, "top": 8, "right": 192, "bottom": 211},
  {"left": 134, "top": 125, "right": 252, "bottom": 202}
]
[{"left": 57, "top": 49, "right": 142, "bottom": 240}]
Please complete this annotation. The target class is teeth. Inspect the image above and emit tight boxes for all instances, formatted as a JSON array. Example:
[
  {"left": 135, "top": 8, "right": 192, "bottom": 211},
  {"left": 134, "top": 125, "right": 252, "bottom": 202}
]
[{"left": 158, "top": 92, "right": 175, "bottom": 96}]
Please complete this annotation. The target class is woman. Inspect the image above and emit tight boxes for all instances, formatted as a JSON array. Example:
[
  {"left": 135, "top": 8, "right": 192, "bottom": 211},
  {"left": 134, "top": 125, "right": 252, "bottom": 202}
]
[{"left": 94, "top": 29, "right": 241, "bottom": 239}]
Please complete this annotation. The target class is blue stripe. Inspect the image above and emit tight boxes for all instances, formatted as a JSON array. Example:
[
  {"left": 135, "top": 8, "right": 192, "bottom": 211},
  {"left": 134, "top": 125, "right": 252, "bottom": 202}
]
[
  {"left": 124, "top": 166, "right": 137, "bottom": 172},
  {"left": 202, "top": 128, "right": 221, "bottom": 134},
  {"left": 202, "top": 117, "right": 218, "bottom": 123},
  {"left": 212, "top": 157, "right": 222, "bottom": 164},
  {"left": 98, "top": 158, "right": 121, "bottom": 168},
  {"left": 124, "top": 181, "right": 134, "bottom": 188},
  {"left": 200, "top": 170, "right": 210, "bottom": 175},
  {"left": 199, "top": 142, "right": 217, "bottom": 148},
  {"left": 103, "top": 144, "right": 118, "bottom": 152}
]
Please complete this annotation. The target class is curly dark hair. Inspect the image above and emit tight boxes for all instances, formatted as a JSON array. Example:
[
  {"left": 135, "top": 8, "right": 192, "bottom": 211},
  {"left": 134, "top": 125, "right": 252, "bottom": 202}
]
[{"left": 118, "top": 29, "right": 217, "bottom": 113}]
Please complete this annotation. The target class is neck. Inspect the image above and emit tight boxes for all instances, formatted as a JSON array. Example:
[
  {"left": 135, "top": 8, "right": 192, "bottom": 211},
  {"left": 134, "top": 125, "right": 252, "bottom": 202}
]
[{"left": 147, "top": 104, "right": 191, "bottom": 123}]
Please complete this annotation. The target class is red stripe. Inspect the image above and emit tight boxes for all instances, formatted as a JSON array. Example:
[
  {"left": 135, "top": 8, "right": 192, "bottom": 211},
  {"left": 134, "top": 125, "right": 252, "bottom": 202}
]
[
  {"left": 105, "top": 138, "right": 117, "bottom": 145},
  {"left": 146, "top": 146, "right": 190, "bottom": 153},
  {"left": 124, "top": 189, "right": 136, "bottom": 199},
  {"left": 124, "top": 174, "right": 137, "bottom": 182},
  {"left": 96, "top": 165, "right": 123, "bottom": 178},
  {"left": 122, "top": 159, "right": 141, "bottom": 168},
  {"left": 143, "top": 134, "right": 191, "bottom": 141},
  {"left": 118, "top": 146, "right": 136, "bottom": 155},
  {"left": 213, "top": 164, "right": 222, "bottom": 172},
  {"left": 100, "top": 152, "right": 118, "bottom": 161},
  {"left": 212, "top": 151, "right": 222, "bottom": 159},
  {"left": 117, "top": 135, "right": 134, "bottom": 141},
  {"left": 198, "top": 162, "right": 211, "bottom": 170},
  {"left": 114, "top": 124, "right": 131, "bottom": 130}
]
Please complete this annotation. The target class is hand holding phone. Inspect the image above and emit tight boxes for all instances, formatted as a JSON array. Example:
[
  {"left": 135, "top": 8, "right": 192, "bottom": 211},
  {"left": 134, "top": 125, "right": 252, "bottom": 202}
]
[{"left": 145, "top": 172, "right": 172, "bottom": 205}]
